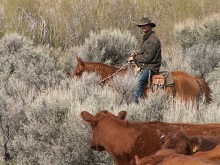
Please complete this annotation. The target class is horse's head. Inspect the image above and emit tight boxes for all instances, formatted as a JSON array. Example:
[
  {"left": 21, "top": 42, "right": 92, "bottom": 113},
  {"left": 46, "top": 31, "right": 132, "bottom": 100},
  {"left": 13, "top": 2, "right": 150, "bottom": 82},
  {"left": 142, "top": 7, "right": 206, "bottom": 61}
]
[{"left": 72, "top": 56, "right": 85, "bottom": 79}]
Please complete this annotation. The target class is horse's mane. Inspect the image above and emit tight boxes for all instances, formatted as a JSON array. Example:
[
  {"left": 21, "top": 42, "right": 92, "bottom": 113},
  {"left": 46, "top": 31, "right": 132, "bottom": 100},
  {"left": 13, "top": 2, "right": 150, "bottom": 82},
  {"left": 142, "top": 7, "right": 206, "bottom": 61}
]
[{"left": 84, "top": 61, "right": 126, "bottom": 78}]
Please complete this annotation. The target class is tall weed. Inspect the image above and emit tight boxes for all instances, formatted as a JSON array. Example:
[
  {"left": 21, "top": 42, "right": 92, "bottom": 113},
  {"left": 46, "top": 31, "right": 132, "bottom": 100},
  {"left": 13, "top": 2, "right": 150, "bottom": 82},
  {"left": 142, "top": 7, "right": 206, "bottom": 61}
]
[{"left": 1, "top": 0, "right": 220, "bottom": 49}]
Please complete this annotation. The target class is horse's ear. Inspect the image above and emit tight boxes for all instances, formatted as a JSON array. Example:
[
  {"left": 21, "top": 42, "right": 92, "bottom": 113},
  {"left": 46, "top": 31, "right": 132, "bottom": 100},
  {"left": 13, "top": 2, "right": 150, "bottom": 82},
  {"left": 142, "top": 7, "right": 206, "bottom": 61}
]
[
  {"left": 76, "top": 56, "right": 85, "bottom": 67},
  {"left": 117, "top": 111, "right": 127, "bottom": 120}
]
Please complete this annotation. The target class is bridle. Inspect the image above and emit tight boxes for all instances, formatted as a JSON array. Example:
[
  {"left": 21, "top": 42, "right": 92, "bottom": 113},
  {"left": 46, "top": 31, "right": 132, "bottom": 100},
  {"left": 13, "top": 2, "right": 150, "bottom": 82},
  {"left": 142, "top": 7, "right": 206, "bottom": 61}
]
[{"left": 99, "top": 61, "right": 131, "bottom": 84}]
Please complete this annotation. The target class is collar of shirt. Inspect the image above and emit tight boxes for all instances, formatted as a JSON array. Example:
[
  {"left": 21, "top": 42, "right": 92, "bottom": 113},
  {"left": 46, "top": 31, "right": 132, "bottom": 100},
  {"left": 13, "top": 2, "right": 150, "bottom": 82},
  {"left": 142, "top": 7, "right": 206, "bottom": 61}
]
[{"left": 143, "top": 31, "right": 155, "bottom": 40}]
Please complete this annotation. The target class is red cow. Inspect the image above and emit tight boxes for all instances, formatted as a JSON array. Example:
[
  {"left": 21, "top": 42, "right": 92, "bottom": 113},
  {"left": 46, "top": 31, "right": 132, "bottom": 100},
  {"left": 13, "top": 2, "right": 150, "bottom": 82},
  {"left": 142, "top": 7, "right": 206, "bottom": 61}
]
[
  {"left": 194, "top": 144, "right": 220, "bottom": 161},
  {"left": 135, "top": 151, "right": 220, "bottom": 165},
  {"left": 147, "top": 121, "right": 220, "bottom": 137},
  {"left": 191, "top": 135, "right": 220, "bottom": 152},
  {"left": 162, "top": 131, "right": 220, "bottom": 155},
  {"left": 81, "top": 110, "right": 220, "bottom": 165},
  {"left": 81, "top": 110, "right": 163, "bottom": 165}
]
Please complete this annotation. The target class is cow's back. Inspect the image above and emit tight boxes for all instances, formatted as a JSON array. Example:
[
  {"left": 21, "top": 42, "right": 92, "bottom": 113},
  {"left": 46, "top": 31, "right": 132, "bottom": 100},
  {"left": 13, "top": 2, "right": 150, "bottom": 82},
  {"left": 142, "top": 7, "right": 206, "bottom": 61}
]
[
  {"left": 162, "top": 155, "right": 220, "bottom": 165},
  {"left": 148, "top": 121, "right": 220, "bottom": 136},
  {"left": 194, "top": 145, "right": 220, "bottom": 161},
  {"left": 136, "top": 150, "right": 220, "bottom": 165}
]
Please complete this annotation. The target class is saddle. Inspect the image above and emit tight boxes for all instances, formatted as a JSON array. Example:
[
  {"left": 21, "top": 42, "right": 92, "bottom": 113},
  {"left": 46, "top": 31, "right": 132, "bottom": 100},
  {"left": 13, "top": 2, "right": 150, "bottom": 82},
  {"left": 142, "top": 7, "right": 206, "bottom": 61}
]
[{"left": 150, "top": 71, "right": 174, "bottom": 88}]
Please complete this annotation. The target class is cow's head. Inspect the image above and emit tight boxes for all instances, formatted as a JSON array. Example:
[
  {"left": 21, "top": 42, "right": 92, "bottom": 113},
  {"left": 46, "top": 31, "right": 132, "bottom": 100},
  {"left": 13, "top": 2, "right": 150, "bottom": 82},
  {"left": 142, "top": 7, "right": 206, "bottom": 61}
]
[
  {"left": 81, "top": 110, "right": 127, "bottom": 151},
  {"left": 190, "top": 135, "right": 219, "bottom": 153},
  {"left": 162, "top": 131, "right": 194, "bottom": 155}
]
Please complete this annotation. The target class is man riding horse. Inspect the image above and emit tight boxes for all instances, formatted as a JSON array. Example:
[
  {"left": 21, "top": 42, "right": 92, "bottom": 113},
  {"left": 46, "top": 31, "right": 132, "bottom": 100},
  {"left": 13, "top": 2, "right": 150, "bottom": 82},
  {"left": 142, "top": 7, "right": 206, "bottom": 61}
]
[{"left": 128, "top": 17, "right": 162, "bottom": 103}]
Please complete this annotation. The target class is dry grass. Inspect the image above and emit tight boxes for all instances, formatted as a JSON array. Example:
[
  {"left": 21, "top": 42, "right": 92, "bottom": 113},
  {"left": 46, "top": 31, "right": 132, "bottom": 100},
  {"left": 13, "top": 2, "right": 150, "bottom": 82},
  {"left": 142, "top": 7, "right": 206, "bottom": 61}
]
[{"left": 1, "top": 0, "right": 220, "bottom": 49}]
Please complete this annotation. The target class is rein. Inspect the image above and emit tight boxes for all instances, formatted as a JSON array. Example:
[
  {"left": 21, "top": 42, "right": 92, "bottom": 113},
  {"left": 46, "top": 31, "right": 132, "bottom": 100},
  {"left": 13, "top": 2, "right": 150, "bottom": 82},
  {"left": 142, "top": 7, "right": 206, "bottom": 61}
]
[{"left": 99, "top": 62, "right": 130, "bottom": 84}]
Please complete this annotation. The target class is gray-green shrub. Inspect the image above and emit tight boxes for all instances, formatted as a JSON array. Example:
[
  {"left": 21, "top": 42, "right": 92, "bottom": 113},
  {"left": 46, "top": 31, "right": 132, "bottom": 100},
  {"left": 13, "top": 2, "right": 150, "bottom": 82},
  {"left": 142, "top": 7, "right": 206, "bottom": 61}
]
[
  {"left": 0, "top": 33, "right": 66, "bottom": 92},
  {"left": 183, "top": 43, "right": 220, "bottom": 77},
  {"left": 75, "top": 29, "right": 137, "bottom": 65},
  {"left": 173, "top": 13, "right": 220, "bottom": 50}
]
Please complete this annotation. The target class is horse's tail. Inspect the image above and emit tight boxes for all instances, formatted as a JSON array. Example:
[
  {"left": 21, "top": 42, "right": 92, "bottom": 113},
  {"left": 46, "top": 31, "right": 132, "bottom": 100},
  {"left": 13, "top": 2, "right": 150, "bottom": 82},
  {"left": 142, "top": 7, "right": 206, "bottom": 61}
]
[{"left": 195, "top": 77, "right": 212, "bottom": 104}]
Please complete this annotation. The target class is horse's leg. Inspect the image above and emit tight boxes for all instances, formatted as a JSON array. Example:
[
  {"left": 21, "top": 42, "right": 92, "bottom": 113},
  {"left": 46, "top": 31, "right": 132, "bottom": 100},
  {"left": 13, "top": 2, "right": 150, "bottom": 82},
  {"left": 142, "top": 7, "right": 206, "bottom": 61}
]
[
  {"left": 194, "top": 77, "right": 212, "bottom": 104},
  {"left": 164, "top": 86, "right": 175, "bottom": 98},
  {"left": 143, "top": 87, "right": 152, "bottom": 98},
  {"left": 171, "top": 72, "right": 200, "bottom": 103}
]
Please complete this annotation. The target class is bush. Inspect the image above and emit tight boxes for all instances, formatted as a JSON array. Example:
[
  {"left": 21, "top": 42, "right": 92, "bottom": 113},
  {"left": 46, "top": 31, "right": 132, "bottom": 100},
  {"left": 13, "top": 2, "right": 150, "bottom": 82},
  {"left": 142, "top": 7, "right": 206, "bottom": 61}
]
[
  {"left": 162, "top": 46, "right": 196, "bottom": 75},
  {"left": 0, "top": 33, "right": 69, "bottom": 163},
  {"left": 75, "top": 29, "right": 137, "bottom": 65},
  {"left": 206, "top": 67, "right": 220, "bottom": 104},
  {"left": 0, "top": 33, "right": 66, "bottom": 92},
  {"left": 12, "top": 77, "right": 116, "bottom": 165},
  {"left": 183, "top": 43, "right": 220, "bottom": 77},
  {"left": 173, "top": 13, "right": 220, "bottom": 50},
  {"left": 199, "top": 13, "right": 220, "bottom": 44},
  {"left": 172, "top": 13, "right": 220, "bottom": 77},
  {"left": 174, "top": 26, "right": 200, "bottom": 50}
]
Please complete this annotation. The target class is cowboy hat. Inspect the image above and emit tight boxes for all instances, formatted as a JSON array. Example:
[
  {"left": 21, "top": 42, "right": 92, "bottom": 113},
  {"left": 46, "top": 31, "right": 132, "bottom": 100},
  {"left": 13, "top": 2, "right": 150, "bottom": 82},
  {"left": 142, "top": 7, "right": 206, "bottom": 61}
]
[{"left": 133, "top": 17, "right": 156, "bottom": 28}]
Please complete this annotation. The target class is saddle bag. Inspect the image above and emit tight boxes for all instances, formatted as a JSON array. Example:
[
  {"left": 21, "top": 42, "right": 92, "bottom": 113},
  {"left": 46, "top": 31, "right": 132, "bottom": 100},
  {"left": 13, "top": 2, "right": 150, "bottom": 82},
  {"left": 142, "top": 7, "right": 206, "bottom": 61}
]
[{"left": 152, "top": 74, "right": 165, "bottom": 86}]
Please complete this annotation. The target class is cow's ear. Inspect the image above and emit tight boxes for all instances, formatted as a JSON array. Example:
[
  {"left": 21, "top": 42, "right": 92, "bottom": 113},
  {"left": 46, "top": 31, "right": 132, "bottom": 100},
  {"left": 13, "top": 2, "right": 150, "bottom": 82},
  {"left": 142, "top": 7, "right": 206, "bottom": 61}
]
[
  {"left": 76, "top": 56, "right": 85, "bottom": 67},
  {"left": 157, "top": 130, "right": 166, "bottom": 144},
  {"left": 135, "top": 155, "right": 141, "bottom": 165},
  {"left": 117, "top": 111, "right": 127, "bottom": 120},
  {"left": 190, "top": 137, "right": 200, "bottom": 153},
  {"left": 81, "top": 111, "right": 98, "bottom": 125}
]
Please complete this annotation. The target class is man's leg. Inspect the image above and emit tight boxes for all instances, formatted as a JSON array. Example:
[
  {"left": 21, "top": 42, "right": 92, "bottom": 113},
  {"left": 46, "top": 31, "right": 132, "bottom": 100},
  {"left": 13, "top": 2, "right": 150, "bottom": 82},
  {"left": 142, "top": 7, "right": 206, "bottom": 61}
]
[{"left": 134, "top": 69, "right": 150, "bottom": 103}]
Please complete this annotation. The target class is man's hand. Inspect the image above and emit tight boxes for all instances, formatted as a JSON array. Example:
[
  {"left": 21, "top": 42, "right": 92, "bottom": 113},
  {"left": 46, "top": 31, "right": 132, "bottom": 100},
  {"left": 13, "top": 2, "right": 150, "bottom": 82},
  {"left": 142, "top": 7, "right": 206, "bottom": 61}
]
[
  {"left": 128, "top": 52, "right": 137, "bottom": 62},
  {"left": 128, "top": 56, "right": 134, "bottom": 62},
  {"left": 131, "top": 52, "right": 137, "bottom": 57}
]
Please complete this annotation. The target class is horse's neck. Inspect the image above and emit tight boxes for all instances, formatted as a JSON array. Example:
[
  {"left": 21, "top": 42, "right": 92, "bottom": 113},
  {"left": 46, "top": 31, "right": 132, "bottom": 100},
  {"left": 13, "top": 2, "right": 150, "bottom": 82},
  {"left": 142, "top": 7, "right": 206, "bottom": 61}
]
[{"left": 85, "top": 62, "right": 118, "bottom": 78}]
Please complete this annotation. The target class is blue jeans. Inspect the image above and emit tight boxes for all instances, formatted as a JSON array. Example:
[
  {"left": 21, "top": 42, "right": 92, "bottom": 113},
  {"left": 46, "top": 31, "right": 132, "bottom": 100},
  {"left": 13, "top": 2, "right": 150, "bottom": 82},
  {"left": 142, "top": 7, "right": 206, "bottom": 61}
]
[{"left": 134, "top": 68, "right": 154, "bottom": 103}]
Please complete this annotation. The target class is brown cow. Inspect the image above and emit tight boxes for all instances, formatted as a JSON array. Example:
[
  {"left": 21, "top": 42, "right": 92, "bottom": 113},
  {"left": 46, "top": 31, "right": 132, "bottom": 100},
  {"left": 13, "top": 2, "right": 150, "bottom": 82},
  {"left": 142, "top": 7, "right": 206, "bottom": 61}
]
[
  {"left": 81, "top": 110, "right": 163, "bottom": 165},
  {"left": 135, "top": 149, "right": 176, "bottom": 165},
  {"left": 161, "top": 131, "right": 193, "bottom": 155},
  {"left": 147, "top": 121, "right": 220, "bottom": 137},
  {"left": 162, "top": 131, "right": 220, "bottom": 155},
  {"left": 194, "top": 144, "right": 220, "bottom": 161},
  {"left": 191, "top": 134, "right": 220, "bottom": 152},
  {"left": 135, "top": 151, "right": 220, "bottom": 165},
  {"left": 81, "top": 110, "right": 220, "bottom": 165}
]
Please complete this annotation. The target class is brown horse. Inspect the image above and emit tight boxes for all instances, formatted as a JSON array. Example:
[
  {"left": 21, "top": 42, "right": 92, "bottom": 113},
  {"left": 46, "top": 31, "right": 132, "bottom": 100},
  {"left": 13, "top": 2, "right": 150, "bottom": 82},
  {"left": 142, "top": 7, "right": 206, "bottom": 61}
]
[{"left": 72, "top": 56, "right": 212, "bottom": 104}]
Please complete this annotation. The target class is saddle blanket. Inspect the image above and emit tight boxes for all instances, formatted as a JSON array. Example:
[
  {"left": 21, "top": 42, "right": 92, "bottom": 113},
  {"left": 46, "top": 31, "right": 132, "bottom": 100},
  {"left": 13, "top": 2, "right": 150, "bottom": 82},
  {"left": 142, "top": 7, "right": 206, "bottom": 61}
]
[{"left": 153, "top": 71, "right": 174, "bottom": 86}]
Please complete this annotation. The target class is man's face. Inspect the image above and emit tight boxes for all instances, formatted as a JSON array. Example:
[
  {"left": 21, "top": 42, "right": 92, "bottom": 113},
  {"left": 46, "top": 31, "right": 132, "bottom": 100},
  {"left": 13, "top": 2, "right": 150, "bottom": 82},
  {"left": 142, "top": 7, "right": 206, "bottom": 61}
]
[{"left": 140, "top": 24, "right": 151, "bottom": 33}]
